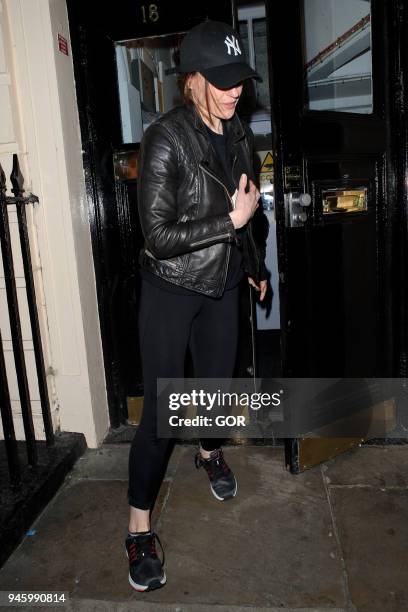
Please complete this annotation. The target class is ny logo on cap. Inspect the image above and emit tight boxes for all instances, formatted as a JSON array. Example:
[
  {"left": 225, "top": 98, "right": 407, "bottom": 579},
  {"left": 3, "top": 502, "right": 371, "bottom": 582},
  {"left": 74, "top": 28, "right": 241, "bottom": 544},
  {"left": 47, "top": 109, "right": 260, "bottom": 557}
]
[{"left": 224, "top": 35, "right": 241, "bottom": 56}]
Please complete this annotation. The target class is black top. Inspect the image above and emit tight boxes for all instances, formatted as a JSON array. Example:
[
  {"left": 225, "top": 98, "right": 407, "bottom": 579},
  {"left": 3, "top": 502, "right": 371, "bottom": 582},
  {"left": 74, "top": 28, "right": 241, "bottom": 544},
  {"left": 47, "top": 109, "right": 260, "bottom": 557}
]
[
  {"left": 205, "top": 123, "right": 244, "bottom": 290},
  {"left": 142, "top": 119, "right": 244, "bottom": 295}
]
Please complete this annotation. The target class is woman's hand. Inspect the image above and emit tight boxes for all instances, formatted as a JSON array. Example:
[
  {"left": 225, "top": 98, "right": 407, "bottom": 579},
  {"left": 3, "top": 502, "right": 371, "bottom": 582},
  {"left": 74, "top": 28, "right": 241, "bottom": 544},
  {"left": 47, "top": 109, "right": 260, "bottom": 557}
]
[
  {"left": 229, "top": 174, "right": 260, "bottom": 229},
  {"left": 248, "top": 277, "right": 267, "bottom": 301}
]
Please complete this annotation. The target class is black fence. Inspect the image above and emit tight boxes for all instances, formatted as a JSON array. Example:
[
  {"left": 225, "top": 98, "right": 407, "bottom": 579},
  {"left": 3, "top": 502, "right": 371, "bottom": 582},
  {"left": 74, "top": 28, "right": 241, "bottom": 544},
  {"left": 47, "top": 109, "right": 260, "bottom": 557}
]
[{"left": 0, "top": 154, "right": 54, "bottom": 488}]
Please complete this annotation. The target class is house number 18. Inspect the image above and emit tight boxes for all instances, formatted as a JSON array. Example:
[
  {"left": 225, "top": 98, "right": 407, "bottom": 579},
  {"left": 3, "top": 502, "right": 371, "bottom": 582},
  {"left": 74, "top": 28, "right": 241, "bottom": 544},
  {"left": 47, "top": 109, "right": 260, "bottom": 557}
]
[{"left": 140, "top": 4, "right": 160, "bottom": 23}]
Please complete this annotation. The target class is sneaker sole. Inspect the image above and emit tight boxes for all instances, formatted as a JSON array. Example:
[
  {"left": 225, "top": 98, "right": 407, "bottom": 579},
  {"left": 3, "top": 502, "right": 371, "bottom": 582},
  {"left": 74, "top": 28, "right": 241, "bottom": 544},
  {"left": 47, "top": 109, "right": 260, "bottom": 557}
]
[
  {"left": 210, "top": 479, "right": 237, "bottom": 501},
  {"left": 128, "top": 572, "right": 167, "bottom": 592}
]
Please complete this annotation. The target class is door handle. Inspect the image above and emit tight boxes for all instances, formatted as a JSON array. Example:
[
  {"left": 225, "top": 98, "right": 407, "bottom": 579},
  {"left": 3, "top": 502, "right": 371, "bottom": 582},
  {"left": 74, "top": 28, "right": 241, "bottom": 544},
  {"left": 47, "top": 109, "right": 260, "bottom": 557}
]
[{"left": 284, "top": 191, "right": 311, "bottom": 227}]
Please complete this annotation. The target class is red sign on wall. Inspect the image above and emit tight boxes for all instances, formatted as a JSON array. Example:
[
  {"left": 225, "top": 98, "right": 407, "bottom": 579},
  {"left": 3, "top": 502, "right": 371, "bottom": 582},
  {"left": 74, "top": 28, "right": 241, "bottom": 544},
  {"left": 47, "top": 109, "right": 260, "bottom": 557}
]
[{"left": 58, "top": 34, "right": 69, "bottom": 56}]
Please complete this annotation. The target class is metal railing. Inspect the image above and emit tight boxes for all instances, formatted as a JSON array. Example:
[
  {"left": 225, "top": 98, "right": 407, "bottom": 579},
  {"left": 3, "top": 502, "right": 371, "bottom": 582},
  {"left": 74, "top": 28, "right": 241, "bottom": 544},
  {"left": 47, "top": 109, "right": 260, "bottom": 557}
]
[{"left": 0, "top": 154, "right": 54, "bottom": 488}]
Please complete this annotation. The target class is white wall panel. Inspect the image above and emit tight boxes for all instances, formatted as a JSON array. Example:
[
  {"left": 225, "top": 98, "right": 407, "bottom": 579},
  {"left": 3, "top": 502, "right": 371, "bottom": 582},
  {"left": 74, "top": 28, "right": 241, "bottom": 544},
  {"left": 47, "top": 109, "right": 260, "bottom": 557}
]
[
  {"left": 0, "top": 84, "right": 15, "bottom": 142},
  {"left": 0, "top": 0, "right": 110, "bottom": 446},
  {"left": 0, "top": 0, "right": 56, "bottom": 441}
]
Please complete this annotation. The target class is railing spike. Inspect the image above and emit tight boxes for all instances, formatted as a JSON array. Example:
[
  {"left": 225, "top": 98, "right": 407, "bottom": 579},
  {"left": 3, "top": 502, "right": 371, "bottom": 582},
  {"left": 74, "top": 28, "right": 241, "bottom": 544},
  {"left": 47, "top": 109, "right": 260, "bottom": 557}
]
[{"left": 10, "top": 154, "right": 25, "bottom": 197}]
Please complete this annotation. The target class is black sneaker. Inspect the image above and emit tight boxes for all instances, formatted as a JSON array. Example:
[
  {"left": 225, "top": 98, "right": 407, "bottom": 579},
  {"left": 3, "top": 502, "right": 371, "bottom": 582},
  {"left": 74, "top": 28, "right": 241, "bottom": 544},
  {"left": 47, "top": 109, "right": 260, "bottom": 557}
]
[
  {"left": 195, "top": 448, "right": 237, "bottom": 501},
  {"left": 125, "top": 531, "right": 166, "bottom": 592}
]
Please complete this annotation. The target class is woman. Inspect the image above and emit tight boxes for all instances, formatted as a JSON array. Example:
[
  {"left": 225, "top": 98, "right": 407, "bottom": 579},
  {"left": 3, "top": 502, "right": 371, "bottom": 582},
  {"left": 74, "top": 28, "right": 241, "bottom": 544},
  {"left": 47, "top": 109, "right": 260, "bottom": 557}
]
[{"left": 126, "top": 20, "right": 268, "bottom": 592}]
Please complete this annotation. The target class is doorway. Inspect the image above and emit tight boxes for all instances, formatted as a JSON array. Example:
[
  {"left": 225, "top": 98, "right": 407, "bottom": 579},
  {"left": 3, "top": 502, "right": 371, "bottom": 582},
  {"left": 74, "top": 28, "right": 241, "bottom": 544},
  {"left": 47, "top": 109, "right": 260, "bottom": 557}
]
[
  {"left": 113, "top": 1, "right": 283, "bottom": 386},
  {"left": 111, "top": 4, "right": 283, "bottom": 427}
]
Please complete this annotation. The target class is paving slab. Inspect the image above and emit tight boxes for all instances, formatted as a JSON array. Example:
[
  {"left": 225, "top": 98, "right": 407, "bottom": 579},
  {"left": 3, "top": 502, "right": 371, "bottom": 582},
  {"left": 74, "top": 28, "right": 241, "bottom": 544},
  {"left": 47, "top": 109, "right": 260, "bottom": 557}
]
[
  {"left": 0, "top": 480, "right": 131, "bottom": 600},
  {"left": 69, "top": 445, "right": 130, "bottom": 481},
  {"left": 68, "top": 443, "right": 184, "bottom": 483},
  {"left": 323, "top": 446, "right": 408, "bottom": 488},
  {"left": 330, "top": 487, "right": 408, "bottom": 612}
]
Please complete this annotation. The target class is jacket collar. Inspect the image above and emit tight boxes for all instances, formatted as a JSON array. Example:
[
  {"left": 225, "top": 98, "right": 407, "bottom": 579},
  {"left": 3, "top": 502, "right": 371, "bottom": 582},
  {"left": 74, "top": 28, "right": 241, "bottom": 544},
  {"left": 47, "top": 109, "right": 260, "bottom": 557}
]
[{"left": 182, "top": 104, "right": 249, "bottom": 186}]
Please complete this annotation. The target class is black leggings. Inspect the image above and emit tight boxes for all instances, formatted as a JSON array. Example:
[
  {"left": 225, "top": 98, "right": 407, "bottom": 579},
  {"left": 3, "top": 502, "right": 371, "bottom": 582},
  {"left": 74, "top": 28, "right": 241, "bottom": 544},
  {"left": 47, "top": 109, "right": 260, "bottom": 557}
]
[{"left": 128, "top": 280, "right": 239, "bottom": 510}]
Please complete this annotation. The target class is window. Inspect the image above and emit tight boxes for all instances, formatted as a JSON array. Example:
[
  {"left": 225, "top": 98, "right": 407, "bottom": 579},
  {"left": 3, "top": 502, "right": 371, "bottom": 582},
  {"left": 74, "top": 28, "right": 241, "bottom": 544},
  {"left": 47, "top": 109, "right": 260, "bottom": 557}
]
[
  {"left": 238, "top": 4, "right": 270, "bottom": 117},
  {"left": 303, "top": 0, "right": 373, "bottom": 114}
]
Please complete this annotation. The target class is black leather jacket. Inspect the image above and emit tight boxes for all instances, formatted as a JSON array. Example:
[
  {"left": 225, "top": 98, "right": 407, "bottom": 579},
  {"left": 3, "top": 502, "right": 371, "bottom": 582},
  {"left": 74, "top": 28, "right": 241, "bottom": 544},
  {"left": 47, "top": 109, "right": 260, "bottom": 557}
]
[{"left": 138, "top": 104, "right": 267, "bottom": 297}]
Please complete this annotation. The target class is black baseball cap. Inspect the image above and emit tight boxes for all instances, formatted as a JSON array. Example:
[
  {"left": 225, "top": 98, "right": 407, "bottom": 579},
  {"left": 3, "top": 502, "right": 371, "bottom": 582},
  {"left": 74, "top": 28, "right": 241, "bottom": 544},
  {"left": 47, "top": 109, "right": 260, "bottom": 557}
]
[{"left": 168, "top": 20, "right": 261, "bottom": 89}]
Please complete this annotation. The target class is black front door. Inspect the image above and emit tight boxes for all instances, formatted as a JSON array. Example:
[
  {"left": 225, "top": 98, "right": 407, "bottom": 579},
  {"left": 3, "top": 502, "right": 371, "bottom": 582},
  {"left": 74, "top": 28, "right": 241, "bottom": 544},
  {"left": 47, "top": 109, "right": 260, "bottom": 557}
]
[
  {"left": 267, "top": 0, "right": 403, "bottom": 469},
  {"left": 67, "top": 0, "right": 242, "bottom": 426}
]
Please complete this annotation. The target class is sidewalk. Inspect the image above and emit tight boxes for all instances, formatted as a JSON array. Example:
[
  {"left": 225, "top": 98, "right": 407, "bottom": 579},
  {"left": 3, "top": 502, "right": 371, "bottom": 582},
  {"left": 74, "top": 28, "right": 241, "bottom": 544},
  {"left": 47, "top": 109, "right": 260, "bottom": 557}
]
[{"left": 0, "top": 443, "right": 407, "bottom": 611}]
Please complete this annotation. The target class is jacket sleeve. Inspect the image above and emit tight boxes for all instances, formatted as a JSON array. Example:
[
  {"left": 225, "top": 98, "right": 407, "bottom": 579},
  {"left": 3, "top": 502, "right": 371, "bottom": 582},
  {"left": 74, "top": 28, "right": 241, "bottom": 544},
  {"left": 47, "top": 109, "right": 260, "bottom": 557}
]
[{"left": 137, "top": 121, "right": 236, "bottom": 259}]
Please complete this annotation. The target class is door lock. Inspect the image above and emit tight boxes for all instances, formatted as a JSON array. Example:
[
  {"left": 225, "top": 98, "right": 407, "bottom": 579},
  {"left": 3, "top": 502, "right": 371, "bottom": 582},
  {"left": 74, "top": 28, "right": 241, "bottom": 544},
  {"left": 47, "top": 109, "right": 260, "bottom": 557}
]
[{"left": 284, "top": 191, "right": 311, "bottom": 227}]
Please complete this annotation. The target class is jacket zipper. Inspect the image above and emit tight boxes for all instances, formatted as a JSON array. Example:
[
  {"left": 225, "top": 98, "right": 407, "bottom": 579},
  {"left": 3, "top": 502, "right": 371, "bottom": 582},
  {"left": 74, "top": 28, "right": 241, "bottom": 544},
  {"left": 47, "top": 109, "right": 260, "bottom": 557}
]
[
  {"left": 199, "top": 162, "right": 235, "bottom": 209},
  {"left": 231, "top": 155, "right": 237, "bottom": 188},
  {"left": 190, "top": 233, "right": 231, "bottom": 247},
  {"left": 199, "top": 162, "right": 232, "bottom": 286}
]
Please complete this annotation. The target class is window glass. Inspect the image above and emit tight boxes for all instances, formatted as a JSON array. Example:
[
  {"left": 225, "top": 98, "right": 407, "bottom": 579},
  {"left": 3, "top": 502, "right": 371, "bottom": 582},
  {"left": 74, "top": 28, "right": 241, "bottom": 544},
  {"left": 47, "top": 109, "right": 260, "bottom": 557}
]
[
  {"left": 238, "top": 17, "right": 270, "bottom": 115},
  {"left": 253, "top": 19, "right": 270, "bottom": 110},
  {"left": 303, "top": 0, "right": 373, "bottom": 114},
  {"left": 115, "top": 34, "right": 182, "bottom": 144}
]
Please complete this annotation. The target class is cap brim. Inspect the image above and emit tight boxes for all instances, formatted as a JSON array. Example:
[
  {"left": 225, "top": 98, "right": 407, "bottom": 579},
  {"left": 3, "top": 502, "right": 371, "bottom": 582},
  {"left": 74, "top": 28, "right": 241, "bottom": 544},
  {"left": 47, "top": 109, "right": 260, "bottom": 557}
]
[{"left": 201, "top": 63, "right": 262, "bottom": 89}]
